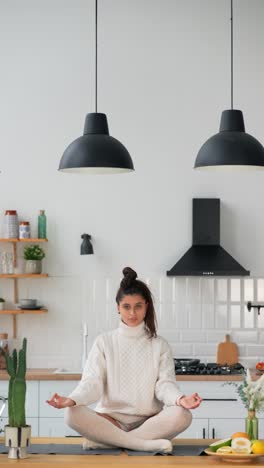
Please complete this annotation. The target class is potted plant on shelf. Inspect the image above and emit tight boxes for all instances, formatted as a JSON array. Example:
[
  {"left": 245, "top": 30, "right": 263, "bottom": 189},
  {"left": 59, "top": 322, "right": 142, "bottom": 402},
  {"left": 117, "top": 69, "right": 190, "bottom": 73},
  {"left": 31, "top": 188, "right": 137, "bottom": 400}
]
[
  {"left": 0, "top": 297, "right": 5, "bottom": 310},
  {"left": 4, "top": 337, "right": 31, "bottom": 459},
  {"left": 23, "top": 244, "right": 45, "bottom": 274}
]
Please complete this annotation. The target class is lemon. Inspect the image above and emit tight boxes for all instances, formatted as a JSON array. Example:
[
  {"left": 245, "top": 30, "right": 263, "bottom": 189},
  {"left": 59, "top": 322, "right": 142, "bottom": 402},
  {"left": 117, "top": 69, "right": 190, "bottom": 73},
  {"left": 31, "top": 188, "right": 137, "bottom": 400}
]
[
  {"left": 217, "top": 446, "right": 233, "bottom": 454},
  {"left": 251, "top": 441, "right": 264, "bottom": 455}
]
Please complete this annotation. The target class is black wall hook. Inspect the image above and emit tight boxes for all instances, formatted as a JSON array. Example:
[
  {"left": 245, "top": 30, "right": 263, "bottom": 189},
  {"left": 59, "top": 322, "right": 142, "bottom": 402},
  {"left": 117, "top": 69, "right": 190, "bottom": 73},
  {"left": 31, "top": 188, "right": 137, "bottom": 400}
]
[{"left": 247, "top": 301, "right": 264, "bottom": 315}]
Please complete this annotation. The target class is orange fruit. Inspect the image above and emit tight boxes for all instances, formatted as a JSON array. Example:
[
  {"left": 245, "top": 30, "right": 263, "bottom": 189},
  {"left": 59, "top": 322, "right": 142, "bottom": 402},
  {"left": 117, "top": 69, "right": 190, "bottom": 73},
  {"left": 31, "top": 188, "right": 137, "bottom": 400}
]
[{"left": 231, "top": 432, "right": 250, "bottom": 440}]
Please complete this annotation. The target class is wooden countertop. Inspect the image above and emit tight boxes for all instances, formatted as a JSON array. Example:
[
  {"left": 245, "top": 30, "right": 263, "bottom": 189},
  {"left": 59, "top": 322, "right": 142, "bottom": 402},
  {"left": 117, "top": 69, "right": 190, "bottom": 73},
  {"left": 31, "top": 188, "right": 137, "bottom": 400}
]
[
  {"left": 0, "top": 438, "right": 263, "bottom": 467},
  {"left": 0, "top": 368, "right": 261, "bottom": 381},
  {"left": 0, "top": 368, "right": 81, "bottom": 380}
]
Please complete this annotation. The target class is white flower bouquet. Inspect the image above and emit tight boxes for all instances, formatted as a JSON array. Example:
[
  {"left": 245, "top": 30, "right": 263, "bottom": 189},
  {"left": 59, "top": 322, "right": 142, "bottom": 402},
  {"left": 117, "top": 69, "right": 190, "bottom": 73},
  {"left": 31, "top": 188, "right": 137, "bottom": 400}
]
[{"left": 225, "top": 369, "right": 264, "bottom": 412}]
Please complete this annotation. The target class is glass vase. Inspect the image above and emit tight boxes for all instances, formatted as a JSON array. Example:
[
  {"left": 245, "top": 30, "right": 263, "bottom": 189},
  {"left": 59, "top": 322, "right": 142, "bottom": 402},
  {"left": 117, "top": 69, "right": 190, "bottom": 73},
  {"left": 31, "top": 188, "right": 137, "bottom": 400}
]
[{"left": 245, "top": 410, "right": 258, "bottom": 440}]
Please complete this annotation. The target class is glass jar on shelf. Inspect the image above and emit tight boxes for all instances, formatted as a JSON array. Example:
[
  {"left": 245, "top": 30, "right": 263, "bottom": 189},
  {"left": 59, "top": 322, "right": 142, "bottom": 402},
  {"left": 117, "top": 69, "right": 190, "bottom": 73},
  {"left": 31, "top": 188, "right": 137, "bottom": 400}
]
[
  {"left": 0, "top": 333, "right": 8, "bottom": 369},
  {"left": 0, "top": 252, "right": 14, "bottom": 274},
  {"left": 3, "top": 210, "right": 19, "bottom": 238},
  {"left": 19, "top": 222, "right": 31, "bottom": 239}
]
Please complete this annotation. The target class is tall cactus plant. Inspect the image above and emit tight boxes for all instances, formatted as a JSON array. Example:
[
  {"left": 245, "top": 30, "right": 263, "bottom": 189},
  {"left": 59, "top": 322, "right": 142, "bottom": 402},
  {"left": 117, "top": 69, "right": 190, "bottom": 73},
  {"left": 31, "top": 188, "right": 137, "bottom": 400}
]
[{"left": 5, "top": 338, "right": 27, "bottom": 427}]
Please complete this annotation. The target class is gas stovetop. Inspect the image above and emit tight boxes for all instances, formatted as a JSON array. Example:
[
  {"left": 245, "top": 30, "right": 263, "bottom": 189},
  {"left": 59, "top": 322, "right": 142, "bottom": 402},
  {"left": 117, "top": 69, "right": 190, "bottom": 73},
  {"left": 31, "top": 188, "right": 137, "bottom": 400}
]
[{"left": 174, "top": 360, "right": 245, "bottom": 375}]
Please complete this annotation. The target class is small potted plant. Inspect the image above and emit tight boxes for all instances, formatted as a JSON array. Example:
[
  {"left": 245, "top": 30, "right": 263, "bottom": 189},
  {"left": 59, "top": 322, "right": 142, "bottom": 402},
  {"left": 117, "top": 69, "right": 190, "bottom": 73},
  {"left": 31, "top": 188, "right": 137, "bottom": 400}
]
[
  {"left": 23, "top": 244, "right": 45, "bottom": 274},
  {"left": 0, "top": 298, "right": 5, "bottom": 310},
  {"left": 4, "top": 338, "right": 31, "bottom": 459}
]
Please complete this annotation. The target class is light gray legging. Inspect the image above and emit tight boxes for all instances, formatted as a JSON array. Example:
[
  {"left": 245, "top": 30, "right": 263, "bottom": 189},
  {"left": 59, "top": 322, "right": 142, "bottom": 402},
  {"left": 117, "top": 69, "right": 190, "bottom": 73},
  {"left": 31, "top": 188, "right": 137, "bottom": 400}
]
[{"left": 65, "top": 405, "right": 192, "bottom": 453}]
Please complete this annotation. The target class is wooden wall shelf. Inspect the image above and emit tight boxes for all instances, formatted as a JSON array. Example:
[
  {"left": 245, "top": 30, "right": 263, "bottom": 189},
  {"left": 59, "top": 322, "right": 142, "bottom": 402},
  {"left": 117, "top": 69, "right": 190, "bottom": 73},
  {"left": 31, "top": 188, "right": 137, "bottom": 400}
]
[
  {"left": 0, "top": 238, "right": 48, "bottom": 243},
  {"left": 0, "top": 309, "right": 48, "bottom": 315},
  {"left": 0, "top": 274, "right": 48, "bottom": 278},
  {"left": 0, "top": 238, "right": 49, "bottom": 338}
]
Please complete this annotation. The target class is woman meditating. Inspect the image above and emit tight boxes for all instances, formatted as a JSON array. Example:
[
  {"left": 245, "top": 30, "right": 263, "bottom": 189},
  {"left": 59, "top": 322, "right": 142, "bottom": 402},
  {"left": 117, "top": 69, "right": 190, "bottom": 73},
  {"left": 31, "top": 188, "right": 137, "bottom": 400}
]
[{"left": 47, "top": 267, "right": 202, "bottom": 453}]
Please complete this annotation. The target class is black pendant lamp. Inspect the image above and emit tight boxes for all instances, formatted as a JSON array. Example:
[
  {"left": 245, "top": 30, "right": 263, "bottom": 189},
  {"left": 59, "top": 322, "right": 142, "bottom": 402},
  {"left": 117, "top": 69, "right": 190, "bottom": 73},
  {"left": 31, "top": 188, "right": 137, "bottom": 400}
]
[
  {"left": 194, "top": 0, "right": 264, "bottom": 169},
  {"left": 59, "top": 0, "right": 134, "bottom": 174}
]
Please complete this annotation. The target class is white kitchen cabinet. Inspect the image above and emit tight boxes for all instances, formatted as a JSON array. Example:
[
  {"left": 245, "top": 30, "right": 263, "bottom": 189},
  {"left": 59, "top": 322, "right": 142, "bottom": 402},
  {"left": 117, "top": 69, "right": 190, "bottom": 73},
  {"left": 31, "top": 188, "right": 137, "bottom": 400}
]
[
  {"left": 39, "top": 381, "right": 79, "bottom": 436},
  {"left": 178, "top": 381, "right": 249, "bottom": 439},
  {"left": 39, "top": 381, "right": 77, "bottom": 417},
  {"left": 208, "top": 419, "right": 245, "bottom": 439},
  {"left": 177, "top": 419, "right": 208, "bottom": 439},
  {"left": 39, "top": 418, "right": 80, "bottom": 437}
]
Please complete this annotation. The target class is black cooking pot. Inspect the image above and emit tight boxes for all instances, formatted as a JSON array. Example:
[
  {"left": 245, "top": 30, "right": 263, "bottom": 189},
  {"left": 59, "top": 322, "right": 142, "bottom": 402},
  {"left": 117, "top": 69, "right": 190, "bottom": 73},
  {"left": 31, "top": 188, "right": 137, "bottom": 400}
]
[{"left": 174, "top": 358, "right": 200, "bottom": 367}]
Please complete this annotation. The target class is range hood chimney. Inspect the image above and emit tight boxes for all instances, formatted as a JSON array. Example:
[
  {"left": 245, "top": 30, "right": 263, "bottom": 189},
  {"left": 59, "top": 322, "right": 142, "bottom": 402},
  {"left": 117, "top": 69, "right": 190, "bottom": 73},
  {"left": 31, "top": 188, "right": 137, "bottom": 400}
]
[{"left": 167, "top": 198, "right": 250, "bottom": 276}]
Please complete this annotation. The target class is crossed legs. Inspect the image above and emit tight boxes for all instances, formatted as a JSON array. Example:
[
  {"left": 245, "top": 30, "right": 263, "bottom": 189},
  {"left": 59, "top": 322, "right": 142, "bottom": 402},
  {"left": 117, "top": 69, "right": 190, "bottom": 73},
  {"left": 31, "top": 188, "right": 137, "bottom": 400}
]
[{"left": 65, "top": 405, "right": 192, "bottom": 452}]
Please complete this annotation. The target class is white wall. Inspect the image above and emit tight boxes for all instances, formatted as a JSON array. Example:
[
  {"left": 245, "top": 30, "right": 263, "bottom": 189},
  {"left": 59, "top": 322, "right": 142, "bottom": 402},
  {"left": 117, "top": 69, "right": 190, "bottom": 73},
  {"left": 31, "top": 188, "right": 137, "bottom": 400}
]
[{"left": 0, "top": 0, "right": 264, "bottom": 367}]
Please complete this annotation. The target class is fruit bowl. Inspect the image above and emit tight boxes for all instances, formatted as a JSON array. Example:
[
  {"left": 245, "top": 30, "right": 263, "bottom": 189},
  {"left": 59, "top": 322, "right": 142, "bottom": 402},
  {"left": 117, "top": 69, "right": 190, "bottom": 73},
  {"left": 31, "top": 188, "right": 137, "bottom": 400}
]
[{"left": 204, "top": 447, "right": 264, "bottom": 463}]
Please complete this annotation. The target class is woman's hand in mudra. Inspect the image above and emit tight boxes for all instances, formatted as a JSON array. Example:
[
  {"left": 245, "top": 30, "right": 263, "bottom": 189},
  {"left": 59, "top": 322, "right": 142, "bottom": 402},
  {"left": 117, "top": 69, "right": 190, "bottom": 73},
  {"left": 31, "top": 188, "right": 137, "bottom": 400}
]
[
  {"left": 179, "top": 393, "right": 202, "bottom": 409},
  {"left": 46, "top": 393, "right": 76, "bottom": 409}
]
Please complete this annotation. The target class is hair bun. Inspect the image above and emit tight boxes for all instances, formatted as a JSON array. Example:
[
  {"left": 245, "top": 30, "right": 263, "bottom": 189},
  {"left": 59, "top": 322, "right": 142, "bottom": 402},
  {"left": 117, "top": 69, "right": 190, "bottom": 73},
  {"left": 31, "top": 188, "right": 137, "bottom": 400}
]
[{"left": 121, "top": 267, "right": 137, "bottom": 288}]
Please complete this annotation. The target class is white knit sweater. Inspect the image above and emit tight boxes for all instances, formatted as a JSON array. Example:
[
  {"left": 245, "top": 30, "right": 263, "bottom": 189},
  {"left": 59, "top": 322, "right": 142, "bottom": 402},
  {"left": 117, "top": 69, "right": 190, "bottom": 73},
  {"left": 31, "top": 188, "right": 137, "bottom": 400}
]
[{"left": 68, "top": 320, "right": 184, "bottom": 424}]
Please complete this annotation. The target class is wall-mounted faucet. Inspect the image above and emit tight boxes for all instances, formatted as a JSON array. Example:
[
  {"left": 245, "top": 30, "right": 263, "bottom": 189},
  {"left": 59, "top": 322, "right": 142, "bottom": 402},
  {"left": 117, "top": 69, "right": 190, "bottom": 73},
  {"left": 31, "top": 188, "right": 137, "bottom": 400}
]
[{"left": 247, "top": 301, "right": 264, "bottom": 315}]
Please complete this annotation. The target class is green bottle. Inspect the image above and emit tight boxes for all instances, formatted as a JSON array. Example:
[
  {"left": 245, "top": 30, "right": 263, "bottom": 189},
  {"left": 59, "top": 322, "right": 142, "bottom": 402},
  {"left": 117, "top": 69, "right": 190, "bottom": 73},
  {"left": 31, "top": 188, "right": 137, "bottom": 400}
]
[{"left": 38, "top": 210, "right": 47, "bottom": 239}]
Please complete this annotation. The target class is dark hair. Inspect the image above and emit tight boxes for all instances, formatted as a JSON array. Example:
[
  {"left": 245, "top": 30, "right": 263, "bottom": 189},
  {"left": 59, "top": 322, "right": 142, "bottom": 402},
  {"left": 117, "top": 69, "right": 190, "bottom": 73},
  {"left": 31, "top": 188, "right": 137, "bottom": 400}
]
[{"left": 116, "top": 267, "right": 157, "bottom": 338}]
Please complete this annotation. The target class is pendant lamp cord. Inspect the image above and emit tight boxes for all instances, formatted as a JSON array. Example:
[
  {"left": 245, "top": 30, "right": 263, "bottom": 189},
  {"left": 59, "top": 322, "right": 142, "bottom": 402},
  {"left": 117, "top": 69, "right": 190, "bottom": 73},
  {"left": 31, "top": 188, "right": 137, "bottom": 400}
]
[
  {"left": 230, "top": 0, "right": 233, "bottom": 110},
  {"left": 95, "top": 0, "right": 98, "bottom": 113}
]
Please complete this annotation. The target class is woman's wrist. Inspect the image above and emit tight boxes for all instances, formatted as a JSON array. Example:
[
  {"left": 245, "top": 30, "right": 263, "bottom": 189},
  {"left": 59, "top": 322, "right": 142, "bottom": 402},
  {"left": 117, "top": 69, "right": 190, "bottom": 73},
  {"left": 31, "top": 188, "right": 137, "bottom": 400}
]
[{"left": 176, "top": 395, "right": 185, "bottom": 406}]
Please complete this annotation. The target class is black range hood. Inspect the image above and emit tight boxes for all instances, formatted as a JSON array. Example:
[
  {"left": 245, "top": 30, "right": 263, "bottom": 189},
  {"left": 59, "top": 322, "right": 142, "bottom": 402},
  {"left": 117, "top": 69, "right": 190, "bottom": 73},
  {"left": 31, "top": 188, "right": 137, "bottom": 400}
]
[{"left": 167, "top": 199, "right": 250, "bottom": 277}]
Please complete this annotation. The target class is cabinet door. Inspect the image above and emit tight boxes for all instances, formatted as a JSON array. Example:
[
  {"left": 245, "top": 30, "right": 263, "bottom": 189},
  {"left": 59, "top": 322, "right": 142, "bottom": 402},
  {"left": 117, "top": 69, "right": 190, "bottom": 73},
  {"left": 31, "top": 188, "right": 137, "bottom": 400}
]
[
  {"left": 0, "top": 417, "right": 39, "bottom": 436},
  {"left": 39, "top": 418, "right": 80, "bottom": 437},
  {"left": 39, "top": 381, "right": 77, "bottom": 417},
  {"left": 177, "top": 419, "right": 208, "bottom": 439},
  {"left": 208, "top": 419, "right": 245, "bottom": 439},
  {"left": 0, "top": 381, "right": 38, "bottom": 418}
]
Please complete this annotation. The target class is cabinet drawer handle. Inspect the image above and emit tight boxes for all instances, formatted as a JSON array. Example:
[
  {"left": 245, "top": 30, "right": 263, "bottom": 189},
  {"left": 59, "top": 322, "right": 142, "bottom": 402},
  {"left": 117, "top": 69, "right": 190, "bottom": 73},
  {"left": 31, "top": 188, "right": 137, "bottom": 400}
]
[
  {"left": 212, "top": 428, "right": 215, "bottom": 439},
  {"left": 202, "top": 428, "right": 206, "bottom": 439},
  {"left": 203, "top": 398, "right": 237, "bottom": 401}
]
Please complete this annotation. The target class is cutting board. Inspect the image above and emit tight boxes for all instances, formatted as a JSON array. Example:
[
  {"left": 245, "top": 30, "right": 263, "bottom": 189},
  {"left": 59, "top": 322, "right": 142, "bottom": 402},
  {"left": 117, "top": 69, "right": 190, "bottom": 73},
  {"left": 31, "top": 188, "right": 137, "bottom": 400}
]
[{"left": 216, "top": 334, "right": 238, "bottom": 365}]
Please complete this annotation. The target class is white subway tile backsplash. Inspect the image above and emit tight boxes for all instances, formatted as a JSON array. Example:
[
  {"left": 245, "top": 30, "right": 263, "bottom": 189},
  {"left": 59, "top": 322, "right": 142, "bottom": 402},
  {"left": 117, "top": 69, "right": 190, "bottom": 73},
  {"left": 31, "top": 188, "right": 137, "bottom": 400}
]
[
  {"left": 202, "top": 303, "right": 215, "bottom": 329},
  {"left": 186, "top": 278, "right": 200, "bottom": 304},
  {"left": 170, "top": 343, "right": 193, "bottom": 357},
  {"left": 231, "top": 330, "right": 258, "bottom": 344},
  {"left": 158, "top": 330, "right": 180, "bottom": 342},
  {"left": 216, "top": 279, "right": 228, "bottom": 301},
  {"left": 240, "top": 358, "right": 259, "bottom": 369},
  {"left": 244, "top": 304, "right": 255, "bottom": 328},
  {"left": 180, "top": 331, "right": 206, "bottom": 342},
  {"left": 156, "top": 303, "right": 175, "bottom": 328},
  {"left": 230, "top": 305, "right": 241, "bottom": 328},
  {"left": 257, "top": 279, "right": 264, "bottom": 301},
  {"left": 16, "top": 275, "right": 264, "bottom": 366},
  {"left": 175, "top": 304, "right": 188, "bottom": 329},
  {"left": 259, "top": 332, "right": 264, "bottom": 344},
  {"left": 237, "top": 345, "right": 246, "bottom": 357},
  {"left": 247, "top": 345, "right": 264, "bottom": 356},
  {"left": 232, "top": 331, "right": 258, "bottom": 343},
  {"left": 206, "top": 331, "right": 228, "bottom": 343},
  {"left": 257, "top": 311, "right": 264, "bottom": 329},
  {"left": 201, "top": 279, "right": 214, "bottom": 304},
  {"left": 244, "top": 279, "right": 254, "bottom": 301},
  {"left": 193, "top": 343, "right": 218, "bottom": 356},
  {"left": 158, "top": 277, "right": 174, "bottom": 304},
  {"left": 215, "top": 304, "right": 228, "bottom": 329},
  {"left": 187, "top": 303, "right": 202, "bottom": 329},
  {"left": 231, "top": 279, "right": 241, "bottom": 301}
]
